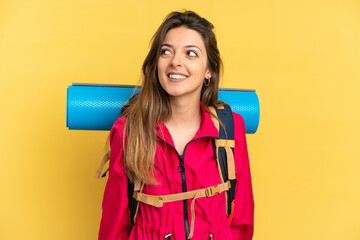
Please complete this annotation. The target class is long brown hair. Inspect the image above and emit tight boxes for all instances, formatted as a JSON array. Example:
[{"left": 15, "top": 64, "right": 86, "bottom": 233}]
[{"left": 108, "top": 10, "right": 224, "bottom": 185}]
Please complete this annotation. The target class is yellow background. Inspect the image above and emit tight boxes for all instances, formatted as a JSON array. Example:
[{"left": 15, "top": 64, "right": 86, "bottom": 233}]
[{"left": 1, "top": 0, "right": 359, "bottom": 239}]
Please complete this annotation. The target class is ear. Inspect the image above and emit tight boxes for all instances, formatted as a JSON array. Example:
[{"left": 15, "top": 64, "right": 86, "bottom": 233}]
[{"left": 205, "top": 69, "right": 212, "bottom": 79}]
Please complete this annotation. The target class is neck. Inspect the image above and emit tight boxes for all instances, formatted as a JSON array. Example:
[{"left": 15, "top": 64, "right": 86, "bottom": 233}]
[{"left": 166, "top": 96, "right": 202, "bottom": 128}]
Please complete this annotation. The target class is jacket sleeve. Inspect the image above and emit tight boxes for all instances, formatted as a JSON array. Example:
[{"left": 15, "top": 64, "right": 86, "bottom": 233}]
[
  {"left": 99, "top": 118, "right": 130, "bottom": 240},
  {"left": 230, "top": 113, "right": 255, "bottom": 240}
]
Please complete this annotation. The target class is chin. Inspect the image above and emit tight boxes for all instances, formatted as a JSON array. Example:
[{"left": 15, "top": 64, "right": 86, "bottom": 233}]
[
  {"left": 166, "top": 90, "right": 184, "bottom": 97},
  {"left": 162, "top": 86, "right": 183, "bottom": 97}
]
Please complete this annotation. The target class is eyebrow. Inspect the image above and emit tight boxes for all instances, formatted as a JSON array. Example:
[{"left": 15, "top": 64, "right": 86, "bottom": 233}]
[{"left": 161, "top": 43, "right": 202, "bottom": 53}]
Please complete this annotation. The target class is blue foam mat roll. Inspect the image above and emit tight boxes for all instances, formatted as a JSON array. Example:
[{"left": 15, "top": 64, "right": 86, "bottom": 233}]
[{"left": 66, "top": 83, "right": 260, "bottom": 133}]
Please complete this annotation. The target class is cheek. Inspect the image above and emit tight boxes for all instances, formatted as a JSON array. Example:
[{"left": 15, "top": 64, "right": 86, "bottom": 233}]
[
  {"left": 190, "top": 62, "right": 207, "bottom": 79},
  {"left": 156, "top": 62, "right": 166, "bottom": 87},
  {"left": 157, "top": 59, "right": 167, "bottom": 73}
]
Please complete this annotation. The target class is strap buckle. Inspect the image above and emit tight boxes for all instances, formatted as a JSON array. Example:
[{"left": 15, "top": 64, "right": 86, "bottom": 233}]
[{"left": 205, "top": 184, "right": 221, "bottom": 197}]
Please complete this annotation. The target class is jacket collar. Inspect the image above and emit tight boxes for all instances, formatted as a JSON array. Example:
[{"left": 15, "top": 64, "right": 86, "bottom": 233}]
[{"left": 156, "top": 102, "right": 219, "bottom": 145}]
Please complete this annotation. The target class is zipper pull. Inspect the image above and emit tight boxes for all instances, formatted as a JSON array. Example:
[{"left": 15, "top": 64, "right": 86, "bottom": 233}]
[
  {"left": 208, "top": 233, "right": 214, "bottom": 240},
  {"left": 165, "top": 233, "right": 172, "bottom": 239}
]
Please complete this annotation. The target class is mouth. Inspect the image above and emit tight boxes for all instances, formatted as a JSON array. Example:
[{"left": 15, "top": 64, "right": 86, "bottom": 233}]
[{"left": 167, "top": 73, "right": 188, "bottom": 80}]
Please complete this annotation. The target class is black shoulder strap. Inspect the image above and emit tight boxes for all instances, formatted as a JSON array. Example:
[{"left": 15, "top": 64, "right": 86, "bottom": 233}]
[
  {"left": 127, "top": 179, "right": 137, "bottom": 227},
  {"left": 215, "top": 105, "right": 236, "bottom": 216}
]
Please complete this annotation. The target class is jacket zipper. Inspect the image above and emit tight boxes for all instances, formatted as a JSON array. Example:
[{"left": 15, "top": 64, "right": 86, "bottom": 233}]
[
  {"left": 157, "top": 135, "right": 216, "bottom": 240},
  {"left": 178, "top": 154, "right": 190, "bottom": 239}
]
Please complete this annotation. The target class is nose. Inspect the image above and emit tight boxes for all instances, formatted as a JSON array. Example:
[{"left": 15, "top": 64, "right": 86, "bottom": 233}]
[{"left": 170, "top": 52, "right": 182, "bottom": 68}]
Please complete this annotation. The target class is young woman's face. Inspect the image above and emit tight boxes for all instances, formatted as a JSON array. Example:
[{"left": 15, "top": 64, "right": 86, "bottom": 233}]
[{"left": 157, "top": 27, "right": 211, "bottom": 100}]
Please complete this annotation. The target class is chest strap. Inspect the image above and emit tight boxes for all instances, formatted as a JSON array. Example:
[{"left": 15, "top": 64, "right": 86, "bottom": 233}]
[{"left": 133, "top": 181, "right": 231, "bottom": 239}]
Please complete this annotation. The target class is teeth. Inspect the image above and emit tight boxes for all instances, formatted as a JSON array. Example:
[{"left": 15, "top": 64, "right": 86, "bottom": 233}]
[{"left": 169, "top": 74, "right": 187, "bottom": 79}]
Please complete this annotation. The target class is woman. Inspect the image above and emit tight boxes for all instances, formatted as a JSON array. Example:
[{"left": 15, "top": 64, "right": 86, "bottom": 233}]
[{"left": 99, "top": 10, "right": 254, "bottom": 240}]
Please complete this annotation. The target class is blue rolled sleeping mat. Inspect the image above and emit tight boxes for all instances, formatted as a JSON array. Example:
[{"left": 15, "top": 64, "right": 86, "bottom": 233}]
[{"left": 66, "top": 83, "right": 260, "bottom": 134}]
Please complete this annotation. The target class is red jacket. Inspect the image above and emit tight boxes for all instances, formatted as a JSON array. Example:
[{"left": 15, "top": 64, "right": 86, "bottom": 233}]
[{"left": 99, "top": 104, "right": 254, "bottom": 240}]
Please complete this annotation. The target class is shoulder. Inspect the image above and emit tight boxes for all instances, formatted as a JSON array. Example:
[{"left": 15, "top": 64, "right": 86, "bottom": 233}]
[
  {"left": 109, "top": 116, "right": 127, "bottom": 143},
  {"left": 232, "top": 111, "right": 246, "bottom": 141},
  {"left": 112, "top": 116, "right": 127, "bottom": 130},
  {"left": 232, "top": 111, "right": 245, "bottom": 128}
]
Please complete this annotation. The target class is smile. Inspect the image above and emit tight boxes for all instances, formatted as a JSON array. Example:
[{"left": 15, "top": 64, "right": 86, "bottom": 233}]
[{"left": 168, "top": 74, "right": 188, "bottom": 80}]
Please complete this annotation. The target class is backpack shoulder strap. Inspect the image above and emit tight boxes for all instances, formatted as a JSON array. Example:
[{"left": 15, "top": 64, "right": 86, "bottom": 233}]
[
  {"left": 96, "top": 151, "right": 110, "bottom": 179},
  {"left": 209, "top": 105, "right": 236, "bottom": 218},
  {"left": 128, "top": 178, "right": 143, "bottom": 229}
]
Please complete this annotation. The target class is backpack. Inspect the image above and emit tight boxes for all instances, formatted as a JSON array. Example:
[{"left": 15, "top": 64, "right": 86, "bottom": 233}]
[{"left": 97, "top": 105, "right": 236, "bottom": 238}]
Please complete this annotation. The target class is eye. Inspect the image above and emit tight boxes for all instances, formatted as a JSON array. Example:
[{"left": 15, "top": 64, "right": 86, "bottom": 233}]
[
  {"left": 187, "top": 50, "right": 197, "bottom": 57},
  {"left": 160, "top": 48, "right": 171, "bottom": 55}
]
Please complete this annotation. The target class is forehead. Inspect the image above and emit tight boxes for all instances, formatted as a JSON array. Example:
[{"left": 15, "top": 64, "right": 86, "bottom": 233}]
[{"left": 162, "top": 27, "right": 206, "bottom": 49}]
